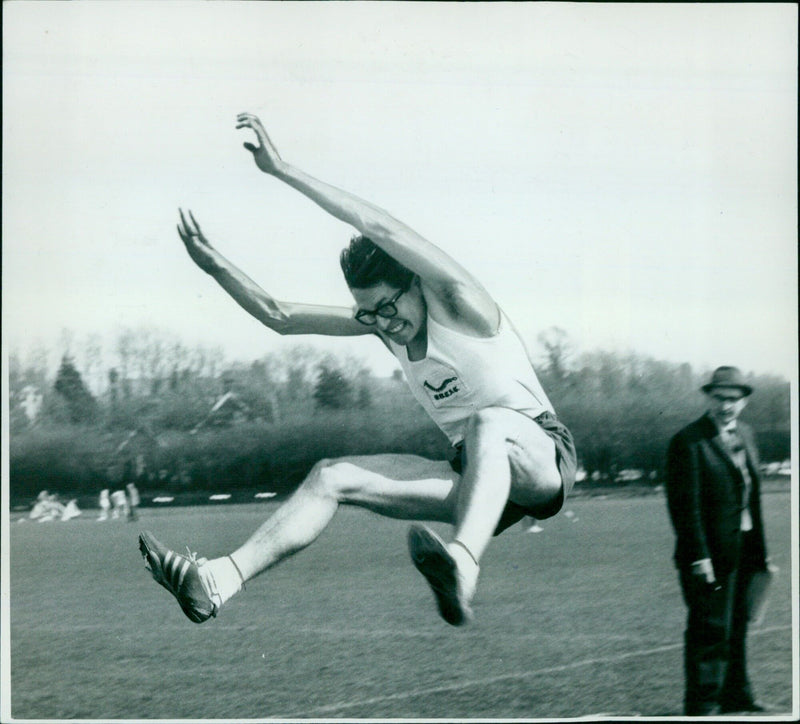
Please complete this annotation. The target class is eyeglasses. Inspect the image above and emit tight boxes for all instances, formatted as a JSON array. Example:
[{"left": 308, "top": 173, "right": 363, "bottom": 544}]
[{"left": 354, "top": 288, "right": 406, "bottom": 326}]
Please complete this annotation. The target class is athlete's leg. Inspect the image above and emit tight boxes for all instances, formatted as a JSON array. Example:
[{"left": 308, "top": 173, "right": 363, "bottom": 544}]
[
  {"left": 452, "top": 407, "right": 561, "bottom": 562},
  {"left": 141, "top": 454, "right": 460, "bottom": 621},
  {"left": 230, "top": 454, "right": 459, "bottom": 581},
  {"left": 408, "top": 407, "right": 562, "bottom": 624}
]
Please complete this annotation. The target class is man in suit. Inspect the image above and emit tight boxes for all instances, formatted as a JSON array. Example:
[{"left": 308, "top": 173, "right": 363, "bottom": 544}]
[{"left": 665, "top": 366, "right": 771, "bottom": 715}]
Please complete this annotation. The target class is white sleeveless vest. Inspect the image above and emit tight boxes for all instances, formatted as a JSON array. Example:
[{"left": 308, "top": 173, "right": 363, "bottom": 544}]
[{"left": 388, "top": 310, "right": 554, "bottom": 445}]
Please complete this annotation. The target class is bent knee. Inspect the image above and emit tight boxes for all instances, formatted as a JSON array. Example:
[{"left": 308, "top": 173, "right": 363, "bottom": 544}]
[
  {"left": 304, "top": 458, "right": 360, "bottom": 498},
  {"left": 534, "top": 464, "right": 562, "bottom": 494},
  {"left": 305, "top": 458, "right": 340, "bottom": 494},
  {"left": 509, "top": 465, "right": 562, "bottom": 511}
]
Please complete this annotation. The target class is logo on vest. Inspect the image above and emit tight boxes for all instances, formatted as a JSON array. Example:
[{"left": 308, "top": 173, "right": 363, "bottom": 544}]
[{"left": 423, "top": 376, "right": 460, "bottom": 402}]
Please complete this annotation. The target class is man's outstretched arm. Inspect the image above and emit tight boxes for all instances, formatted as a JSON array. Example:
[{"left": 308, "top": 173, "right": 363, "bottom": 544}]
[
  {"left": 236, "top": 113, "right": 498, "bottom": 334},
  {"left": 177, "top": 209, "right": 370, "bottom": 337}
]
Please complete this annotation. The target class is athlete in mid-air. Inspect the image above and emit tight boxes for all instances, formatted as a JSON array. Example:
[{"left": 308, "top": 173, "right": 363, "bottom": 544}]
[{"left": 139, "top": 112, "right": 578, "bottom": 626}]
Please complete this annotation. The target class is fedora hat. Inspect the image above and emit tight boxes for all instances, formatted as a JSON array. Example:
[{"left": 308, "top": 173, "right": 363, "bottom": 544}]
[{"left": 701, "top": 366, "right": 753, "bottom": 396}]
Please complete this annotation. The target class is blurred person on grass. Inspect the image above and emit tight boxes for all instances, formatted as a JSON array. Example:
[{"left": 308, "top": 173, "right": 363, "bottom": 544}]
[
  {"left": 139, "top": 112, "right": 577, "bottom": 628},
  {"left": 110, "top": 489, "right": 129, "bottom": 520},
  {"left": 97, "top": 489, "right": 111, "bottom": 522},
  {"left": 665, "top": 366, "right": 776, "bottom": 715},
  {"left": 126, "top": 482, "right": 140, "bottom": 522}
]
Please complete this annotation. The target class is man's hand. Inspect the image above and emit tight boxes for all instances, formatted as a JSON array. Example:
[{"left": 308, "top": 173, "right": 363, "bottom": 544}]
[
  {"left": 236, "top": 112, "right": 284, "bottom": 175},
  {"left": 691, "top": 558, "right": 721, "bottom": 590},
  {"left": 177, "top": 209, "right": 219, "bottom": 274}
]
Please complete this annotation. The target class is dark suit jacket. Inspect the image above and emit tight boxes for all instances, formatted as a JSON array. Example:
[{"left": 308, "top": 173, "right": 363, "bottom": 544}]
[{"left": 665, "top": 413, "right": 767, "bottom": 575}]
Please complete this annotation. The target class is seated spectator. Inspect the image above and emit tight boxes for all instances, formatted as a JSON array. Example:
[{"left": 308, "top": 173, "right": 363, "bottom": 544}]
[{"left": 61, "top": 499, "right": 82, "bottom": 521}]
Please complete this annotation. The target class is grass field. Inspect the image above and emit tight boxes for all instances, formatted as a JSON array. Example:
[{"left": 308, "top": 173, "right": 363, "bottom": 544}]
[{"left": 7, "top": 491, "right": 796, "bottom": 720}]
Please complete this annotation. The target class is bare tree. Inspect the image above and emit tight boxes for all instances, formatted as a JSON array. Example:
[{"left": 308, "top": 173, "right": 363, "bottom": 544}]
[
  {"left": 537, "top": 326, "right": 573, "bottom": 382},
  {"left": 115, "top": 328, "right": 136, "bottom": 397},
  {"left": 81, "top": 333, "right": 104, "bottom": 396}
]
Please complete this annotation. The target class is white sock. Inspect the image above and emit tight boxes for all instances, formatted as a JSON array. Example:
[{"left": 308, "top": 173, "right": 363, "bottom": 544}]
[
  {"left": 447, "top": 540, "right": 480, "bottom": 601},
  {"left": 199, "top": 555, "right": 245, "bottom": 608}
]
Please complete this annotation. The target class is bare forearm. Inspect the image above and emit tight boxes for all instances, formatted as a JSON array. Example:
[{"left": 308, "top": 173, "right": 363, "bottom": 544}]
[
  {"left": 209, "top": 259, "right": 294, "bottom": 334},
  {"left": 273, "top": 162, "right": 394, "bottom": 239},
  {"left": 272, "top": 162, "right": 478, "bottom": 291},
  {"left": 204, "top": 252, "right": 367, "bottom": 337},
  {"left": 177, "top": 208, "right": 288, "bottom": 330},
  {"left": 178, "top": 208, "right": 368, "bottom": 337}
]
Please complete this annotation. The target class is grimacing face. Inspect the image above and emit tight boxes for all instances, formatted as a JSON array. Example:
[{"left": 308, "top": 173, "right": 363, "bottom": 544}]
[
  {"left": 707, "top": 387, "right": 748, "bottom": 427},
  {"left": 350, "top": 280, "right": 426, "bottom": 347}
]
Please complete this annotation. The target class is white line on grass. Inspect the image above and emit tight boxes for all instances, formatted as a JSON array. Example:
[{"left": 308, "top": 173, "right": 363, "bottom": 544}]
[
  {"left": 275, "top": 624, "right": 791, "bottom": 719},
  {"left": 262, "top": 625, "right": 641, "bottom": 641}
]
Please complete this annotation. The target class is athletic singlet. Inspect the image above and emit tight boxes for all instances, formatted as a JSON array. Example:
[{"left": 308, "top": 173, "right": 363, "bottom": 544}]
[{"left": 387, "top": 310, "right": 554, "bottom": 445}]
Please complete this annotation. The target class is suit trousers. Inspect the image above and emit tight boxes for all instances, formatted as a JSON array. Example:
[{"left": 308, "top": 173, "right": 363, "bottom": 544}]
[{"left": 678, "top": 530, "right": 758, "bottom": 714}]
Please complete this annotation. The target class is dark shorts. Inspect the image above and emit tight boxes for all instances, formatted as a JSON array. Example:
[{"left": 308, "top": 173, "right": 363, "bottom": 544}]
[{"left": 449, "top": 410, "right": 578, "bottom": 536}]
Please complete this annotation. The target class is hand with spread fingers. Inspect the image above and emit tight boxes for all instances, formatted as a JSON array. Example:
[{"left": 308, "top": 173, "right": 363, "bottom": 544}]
[
  {"left": 236, "top": 112, "right": 284, "bottom": 176},
  {"left": 177, "top": 209, "right": 220, "bottom": 274}
]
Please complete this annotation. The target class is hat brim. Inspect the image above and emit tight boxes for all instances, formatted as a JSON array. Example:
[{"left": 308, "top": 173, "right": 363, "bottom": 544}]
[{"left": 701, "top": 383, "right": 753, "bottom": 396}]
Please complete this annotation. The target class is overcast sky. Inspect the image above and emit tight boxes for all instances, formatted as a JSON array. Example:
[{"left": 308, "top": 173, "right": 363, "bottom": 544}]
[{"left": 3, "top": 2, "right": 797, "bottom": 380}]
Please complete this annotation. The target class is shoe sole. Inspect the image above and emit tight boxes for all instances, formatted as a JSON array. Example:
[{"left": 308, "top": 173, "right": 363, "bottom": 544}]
[
  {"left": 407, "top": 525, "right": 471, "bottom": 626},
  {"left": 138, "top": 530, "right": 166, "bottom": 581},
  {"left": 138, "top": 530, "right": 215, "bottom": 623}
]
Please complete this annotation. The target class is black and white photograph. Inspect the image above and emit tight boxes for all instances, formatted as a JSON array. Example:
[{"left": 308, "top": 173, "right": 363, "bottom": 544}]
[{"left": 2, "top": 2, "right": 797, "bottom": 721}]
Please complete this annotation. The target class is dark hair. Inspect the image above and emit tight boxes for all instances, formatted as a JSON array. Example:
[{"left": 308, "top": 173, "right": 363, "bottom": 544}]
[{"left": 339, "top": 235, "right": 414, "bottom": 290}]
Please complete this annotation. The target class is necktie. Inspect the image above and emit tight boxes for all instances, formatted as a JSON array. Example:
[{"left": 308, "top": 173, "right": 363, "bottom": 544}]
[{"left": 723, "top": 426, "right": 753, "bottom": 531}]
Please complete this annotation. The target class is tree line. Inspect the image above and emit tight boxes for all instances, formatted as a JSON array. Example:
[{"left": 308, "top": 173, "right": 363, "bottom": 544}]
[{"left": 7, "top": 326, "right": 791, "bottom": 503}]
